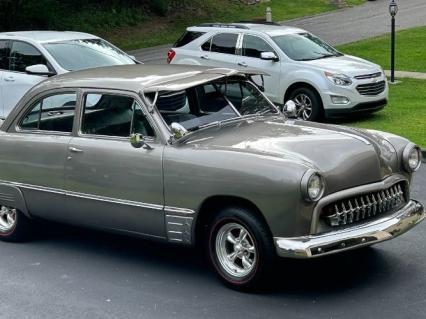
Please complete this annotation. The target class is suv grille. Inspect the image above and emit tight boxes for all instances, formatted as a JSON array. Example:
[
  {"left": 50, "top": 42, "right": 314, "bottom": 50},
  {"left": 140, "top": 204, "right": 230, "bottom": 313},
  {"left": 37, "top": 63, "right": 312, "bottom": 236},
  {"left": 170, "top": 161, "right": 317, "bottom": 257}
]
[
  {"left": 356, "top": 81, "right": 386, "bottom": 96},
  {"left": 354, "top": 72, "right": 382, "bottom": 80},
  {"left": 322, "top": 182, "right": 406, "bottom": 227}
]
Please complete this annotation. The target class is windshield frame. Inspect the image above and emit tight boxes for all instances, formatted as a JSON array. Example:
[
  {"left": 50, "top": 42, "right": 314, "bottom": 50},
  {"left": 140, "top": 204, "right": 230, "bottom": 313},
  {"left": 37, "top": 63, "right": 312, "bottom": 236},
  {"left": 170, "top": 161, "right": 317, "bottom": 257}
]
[
  {"left": 151, "top": 77, "right": 281, "bottom": 142},
  {"left": 272, "top": 32, "right": 343, "bottom": 62},
  {"left": 43, "top": 38, "right": 136, "bottom": 71}
]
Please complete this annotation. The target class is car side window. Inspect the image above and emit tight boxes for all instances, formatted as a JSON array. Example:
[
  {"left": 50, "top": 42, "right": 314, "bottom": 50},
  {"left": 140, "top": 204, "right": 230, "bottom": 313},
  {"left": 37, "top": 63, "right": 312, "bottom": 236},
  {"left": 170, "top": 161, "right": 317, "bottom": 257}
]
[
  {"left": 201, "top": 38, "right": 212, "bottom": 51},
  {"left": 81, "top": 93, "right": 155, "bottom": 138},
  {"left": 210, "top": 33, "right": 239, "bottom": 55},
  {"left": 242, "top": 35, "right": 275, "bottom": 59},
  {"left": 9, "top": 41, "right": 49, "bottom": 73},
  {"left": 20, "top": 93, "right": 77, "bottom": 132},
  {"left": 0, "top": 40, "right": 10, "bottom": 70}
]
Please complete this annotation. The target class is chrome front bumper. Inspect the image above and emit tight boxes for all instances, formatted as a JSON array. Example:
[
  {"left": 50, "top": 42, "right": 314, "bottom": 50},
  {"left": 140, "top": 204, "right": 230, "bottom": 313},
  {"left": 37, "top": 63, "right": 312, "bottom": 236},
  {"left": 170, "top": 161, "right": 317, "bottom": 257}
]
[{"left": 274, "top": 200, "right": 425, "bottom": 258}]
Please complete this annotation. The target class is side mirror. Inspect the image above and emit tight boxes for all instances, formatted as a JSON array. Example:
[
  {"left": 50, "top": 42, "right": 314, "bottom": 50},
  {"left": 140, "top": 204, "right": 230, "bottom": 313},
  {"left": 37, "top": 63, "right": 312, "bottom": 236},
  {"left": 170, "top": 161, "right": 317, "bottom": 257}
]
[
  {"left": 283, "top": 100, "right": 298, "bottom": 119},
  {"left": 260, "top": 52, "right": 279, "bottom": 62},
  {"left": 130, "top": 133, "right": 153, "bottom": 149},
  {"left": 171, "top": 122, "right": 188, "bottom": 139},
  {"left": 25, "top": 64, "right": 56, "bottom": 77}
]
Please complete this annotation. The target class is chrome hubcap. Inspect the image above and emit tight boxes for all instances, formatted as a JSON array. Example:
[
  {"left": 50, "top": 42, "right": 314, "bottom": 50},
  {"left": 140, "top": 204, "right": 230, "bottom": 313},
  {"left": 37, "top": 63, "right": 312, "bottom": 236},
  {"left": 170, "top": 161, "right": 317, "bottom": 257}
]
[
  {"left": 215, "top": 223, "right": 257, "bottom": 278},
  {"left": 294, "top": 93, "right": 313, "bottom": 120},
  {"left": 0, "top": 206, "right": 17, "bottom": 232}
]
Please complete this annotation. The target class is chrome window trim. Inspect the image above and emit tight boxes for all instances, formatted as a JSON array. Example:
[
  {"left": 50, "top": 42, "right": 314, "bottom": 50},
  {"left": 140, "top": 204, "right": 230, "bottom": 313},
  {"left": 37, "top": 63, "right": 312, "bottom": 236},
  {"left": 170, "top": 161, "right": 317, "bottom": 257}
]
[{"left": 310, "top": 174, "right": 409, "bottom": 234}]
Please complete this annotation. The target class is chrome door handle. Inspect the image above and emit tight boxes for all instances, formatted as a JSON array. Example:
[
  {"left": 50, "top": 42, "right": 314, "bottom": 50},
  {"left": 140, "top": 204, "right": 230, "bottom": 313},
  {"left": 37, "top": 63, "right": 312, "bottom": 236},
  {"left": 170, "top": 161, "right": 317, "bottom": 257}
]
[
  {"left": 237, "top": 62, "right": 248, "bottom": 67},
  {"left": 200, "top": 55, "right": 209, "bottom": 60},
  {"left": 69, "top": 147, "right": 83, "bottom": 153},
  {"left": 4, "top": 76, "right": 15, "bottom": 82}
]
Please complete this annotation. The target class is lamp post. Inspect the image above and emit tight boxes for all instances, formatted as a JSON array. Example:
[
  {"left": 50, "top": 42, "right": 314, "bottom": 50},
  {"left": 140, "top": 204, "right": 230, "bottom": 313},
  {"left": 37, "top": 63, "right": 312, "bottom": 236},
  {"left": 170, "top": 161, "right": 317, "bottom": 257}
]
[{"left": 389, "top": 0, "right": 398, "bottom": 83}]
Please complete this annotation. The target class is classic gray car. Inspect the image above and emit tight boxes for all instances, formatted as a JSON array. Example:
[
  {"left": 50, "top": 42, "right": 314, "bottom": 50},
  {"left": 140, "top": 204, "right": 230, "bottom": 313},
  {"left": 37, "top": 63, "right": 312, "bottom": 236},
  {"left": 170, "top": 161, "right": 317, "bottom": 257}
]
[{"left": 0, "top": 64, "right": 424, "bottom": 289}]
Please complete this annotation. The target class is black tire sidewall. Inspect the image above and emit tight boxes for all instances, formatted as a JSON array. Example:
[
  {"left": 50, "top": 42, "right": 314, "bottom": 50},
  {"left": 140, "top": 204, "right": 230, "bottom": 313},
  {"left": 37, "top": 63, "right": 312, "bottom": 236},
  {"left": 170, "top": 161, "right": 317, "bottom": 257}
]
[{"left": 289, "top": 87, "right": 323, "bottom": 121}]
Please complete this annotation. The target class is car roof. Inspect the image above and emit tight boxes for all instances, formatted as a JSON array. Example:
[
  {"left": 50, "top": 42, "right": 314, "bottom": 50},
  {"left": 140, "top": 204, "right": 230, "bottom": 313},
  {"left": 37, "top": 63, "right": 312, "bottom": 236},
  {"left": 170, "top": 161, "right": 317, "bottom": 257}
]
[
  {"left": 188, "top": 23, "right": 305, "bottom": 36},
  {"left": 30, "top": 64, "right": 243, "bottom": 94},
  {"left": 0, "top": 31, "right": 98, "bottom": 43}
]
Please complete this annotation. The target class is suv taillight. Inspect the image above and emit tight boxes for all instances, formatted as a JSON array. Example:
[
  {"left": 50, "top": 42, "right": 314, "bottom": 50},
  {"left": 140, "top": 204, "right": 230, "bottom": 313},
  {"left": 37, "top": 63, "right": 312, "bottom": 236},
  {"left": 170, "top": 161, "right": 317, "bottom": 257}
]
[{"left": 167, "top": 50, "right": 176, "bottom": 64}]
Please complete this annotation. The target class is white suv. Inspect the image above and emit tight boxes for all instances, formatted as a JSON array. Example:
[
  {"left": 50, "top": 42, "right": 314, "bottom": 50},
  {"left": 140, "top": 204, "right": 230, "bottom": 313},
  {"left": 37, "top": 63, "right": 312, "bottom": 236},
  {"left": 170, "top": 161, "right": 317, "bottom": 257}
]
[
  {"left": 0, "top": 31, "right": 137, "bottom": 119},
  {"left": 168, "top": 23, "right": 388, "bottom": 121}
]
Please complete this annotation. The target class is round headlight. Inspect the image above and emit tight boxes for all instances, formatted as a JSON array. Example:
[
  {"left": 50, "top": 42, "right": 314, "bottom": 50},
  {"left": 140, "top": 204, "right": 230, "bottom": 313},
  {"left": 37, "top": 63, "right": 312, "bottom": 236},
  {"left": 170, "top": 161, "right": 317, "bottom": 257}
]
[
  {"left": 403, "top": 143, "right": 422, "bottom": 172},
  {"left": 301, "top": 170, "right": 325, "bottom": 202}
]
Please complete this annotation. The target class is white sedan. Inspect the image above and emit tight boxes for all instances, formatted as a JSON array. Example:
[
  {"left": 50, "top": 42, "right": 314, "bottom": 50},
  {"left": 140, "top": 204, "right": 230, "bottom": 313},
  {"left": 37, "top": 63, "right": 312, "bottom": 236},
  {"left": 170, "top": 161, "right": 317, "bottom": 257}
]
[{"left": 0, "top": 31, "right": 137, "bottom": 119}]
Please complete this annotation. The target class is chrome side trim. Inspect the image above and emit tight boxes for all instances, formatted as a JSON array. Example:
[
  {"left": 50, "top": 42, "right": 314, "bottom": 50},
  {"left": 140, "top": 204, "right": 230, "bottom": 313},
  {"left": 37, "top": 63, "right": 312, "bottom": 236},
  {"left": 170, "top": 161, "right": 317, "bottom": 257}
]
[
  {"left": 164, "top": 206, "right": 195, "bottom": 215},
  {"left": 165, "top": 215, "right": 193, "bottom": 244},
  {"left": 275, "top": 200, "right": 424, "bottom": 258},
  {"left": 310, "top": 174, "right": 408, "bottom": 233}
]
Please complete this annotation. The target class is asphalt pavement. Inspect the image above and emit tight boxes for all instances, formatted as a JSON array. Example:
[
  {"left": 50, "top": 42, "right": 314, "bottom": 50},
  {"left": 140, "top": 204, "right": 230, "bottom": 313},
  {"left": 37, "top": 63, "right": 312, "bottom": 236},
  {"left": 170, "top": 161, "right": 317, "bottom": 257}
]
[
  {"left": 0, "top": 165, "right": 425, "bottom": 319},
  {"left": 130, "top": 0, "right": 426, "bottom": 64}
]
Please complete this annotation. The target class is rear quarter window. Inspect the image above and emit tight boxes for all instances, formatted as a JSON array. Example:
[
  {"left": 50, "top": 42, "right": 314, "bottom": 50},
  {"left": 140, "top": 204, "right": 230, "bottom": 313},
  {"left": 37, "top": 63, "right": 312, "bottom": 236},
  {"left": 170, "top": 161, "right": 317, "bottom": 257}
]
[{"left": 174, "top": 31, "right": 206, "bottom": 48}]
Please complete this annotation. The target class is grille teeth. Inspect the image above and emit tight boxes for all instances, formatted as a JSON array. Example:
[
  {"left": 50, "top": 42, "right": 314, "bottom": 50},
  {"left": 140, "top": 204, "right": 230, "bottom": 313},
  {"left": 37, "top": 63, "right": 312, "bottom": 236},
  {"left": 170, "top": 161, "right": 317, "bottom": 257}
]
[
  {"left": 323, "top": 182, "right": 406, "bottom": 227},
  {"left": 356, "top": 81, "right": 386, "bottom": 96}
]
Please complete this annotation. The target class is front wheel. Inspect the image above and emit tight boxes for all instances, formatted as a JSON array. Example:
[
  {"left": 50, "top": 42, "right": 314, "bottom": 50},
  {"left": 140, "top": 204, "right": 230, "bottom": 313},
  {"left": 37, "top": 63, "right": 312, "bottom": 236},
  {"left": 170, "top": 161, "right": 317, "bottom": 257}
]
[
  {"left": 0, "top": 206, "right": 32, "bottom": 242},
  {"left": 207, "top": 207, "right": 275, "bottom": 290},
  {"left": 288, "top": 87, "right": 323, "bottom": 121}
]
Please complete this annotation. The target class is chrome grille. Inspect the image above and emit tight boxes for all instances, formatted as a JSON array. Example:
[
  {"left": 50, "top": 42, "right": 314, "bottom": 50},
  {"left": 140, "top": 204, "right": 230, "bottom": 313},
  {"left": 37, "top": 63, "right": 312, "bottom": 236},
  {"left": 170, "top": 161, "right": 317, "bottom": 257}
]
[
  {"left": 354, "top": 72, "right": 382, "bottom": 80},
  {"left": 356, "top": 81, "right": 386, "bottom": 96},
  {"left": 322, "top": 182, "right": 406, "bottom": 227}
]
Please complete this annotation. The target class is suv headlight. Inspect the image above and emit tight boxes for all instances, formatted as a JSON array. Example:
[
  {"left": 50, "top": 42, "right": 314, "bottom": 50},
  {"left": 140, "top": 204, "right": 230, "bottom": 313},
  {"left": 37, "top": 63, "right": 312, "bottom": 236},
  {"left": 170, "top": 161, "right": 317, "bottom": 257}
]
[
  {"left": 301, "top": 170, "right": 325, "bottom": 202},
  {"left": 324, "top": 71, "right": 352, "bottom": 86},
  {"left": 402, "top": 143, "right": 422, "bottom": 172}
]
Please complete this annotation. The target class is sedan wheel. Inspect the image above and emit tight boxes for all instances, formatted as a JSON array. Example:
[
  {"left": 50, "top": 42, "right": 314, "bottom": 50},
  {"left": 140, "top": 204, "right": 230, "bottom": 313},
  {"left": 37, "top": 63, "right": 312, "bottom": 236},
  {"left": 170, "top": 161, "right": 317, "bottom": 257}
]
[
  {"left": 0, "top": 206, "right": 17, "bottom": 234},
  {"left": 0, "top": 206, "right": 32, "bottom": 242},
  {"left": 207, "top": 207, "right": 275, "bottom": 290}
]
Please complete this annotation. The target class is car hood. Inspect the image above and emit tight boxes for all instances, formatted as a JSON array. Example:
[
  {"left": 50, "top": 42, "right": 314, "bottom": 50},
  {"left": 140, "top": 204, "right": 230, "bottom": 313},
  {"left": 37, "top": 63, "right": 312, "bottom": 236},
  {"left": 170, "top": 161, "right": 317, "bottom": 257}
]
[
  {"left": 302, "top": 55, "right": 380, "bottom": 76},
  {"left": 180, "top": 117, "right": 397, "bottom": 194}
]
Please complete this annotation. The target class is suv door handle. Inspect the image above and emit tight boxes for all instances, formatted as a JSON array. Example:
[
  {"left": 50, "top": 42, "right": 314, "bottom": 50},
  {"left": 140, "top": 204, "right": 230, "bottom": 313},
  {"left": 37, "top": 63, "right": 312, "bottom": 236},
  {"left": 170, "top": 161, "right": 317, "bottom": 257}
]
[
  {"left": 200, "top": 55, "right": 209, "bottom": 60},
  {"left": 4, "top": 76, "right": 15, "bottom": 82},
  {"left": 237, "top": 61, "right": 248, "bottom": 67},
  {"left": 69, "top": 147, "right": 83, "bottom": 153}
]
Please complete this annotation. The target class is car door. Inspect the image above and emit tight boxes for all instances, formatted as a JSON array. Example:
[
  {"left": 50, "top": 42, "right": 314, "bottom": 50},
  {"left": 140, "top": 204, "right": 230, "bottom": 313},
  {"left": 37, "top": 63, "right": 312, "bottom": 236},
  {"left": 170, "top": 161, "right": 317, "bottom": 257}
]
[
  {"left": 199, "top": 32, "right": 239, "bottom": 68},
  {"left": 0, "top": 91, "right": 77, "bottom": 217},
  {"left": 236, "top": 34, "right": 282, "bottom": 103},
  {"left": 64, "top": 90, "right": 165, "bottom": 238},
  {"left": 2, "top": 41, "right": 54, "bottom": 118}
]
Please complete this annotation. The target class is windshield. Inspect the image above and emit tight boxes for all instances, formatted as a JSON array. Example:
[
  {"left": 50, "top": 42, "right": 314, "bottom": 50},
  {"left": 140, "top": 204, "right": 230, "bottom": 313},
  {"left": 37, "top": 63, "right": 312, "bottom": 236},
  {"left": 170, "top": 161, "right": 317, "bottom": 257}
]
[
  {"left": 154, "top": 79, "right": 278, "bottom": 132},
  {"left": 272, "top": 33, "right": 342, "bottom": 61},
  {"left": 44, "top": 39, "right": 135, "bottom": 71}
]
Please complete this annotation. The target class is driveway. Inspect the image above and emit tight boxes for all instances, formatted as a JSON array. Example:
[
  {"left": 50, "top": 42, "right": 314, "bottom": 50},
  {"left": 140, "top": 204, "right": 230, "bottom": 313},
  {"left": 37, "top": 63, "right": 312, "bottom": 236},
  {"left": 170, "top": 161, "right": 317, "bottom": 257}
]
[
  {"left": 131, "top": 0, "right": 426, "bottom": 64},
  {"left": 0, "top": 166, "right": 425, "bottom": 319}
]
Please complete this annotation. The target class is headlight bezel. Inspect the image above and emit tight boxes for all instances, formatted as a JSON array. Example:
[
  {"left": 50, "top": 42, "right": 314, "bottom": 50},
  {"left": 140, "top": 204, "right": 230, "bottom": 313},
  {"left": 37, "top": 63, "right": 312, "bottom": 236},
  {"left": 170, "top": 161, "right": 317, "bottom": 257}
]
[
  {"left": 301, "top": 170, "right": 325, "bottom": 202},
  {"left": 324, "top": 71, "right": 352, "bottom": 86},
  {"left": 402, "top": 143, "right": 422, "bottom": 172}
]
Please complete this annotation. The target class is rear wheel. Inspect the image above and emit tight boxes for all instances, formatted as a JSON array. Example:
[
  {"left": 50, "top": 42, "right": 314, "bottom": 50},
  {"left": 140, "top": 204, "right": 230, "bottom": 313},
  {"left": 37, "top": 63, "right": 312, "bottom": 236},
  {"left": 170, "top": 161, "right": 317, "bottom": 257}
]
[
  {"left": 0, "top": 205, "right": 32, "bottom": 242},
  {"left": 288, "top": 87, "right": 323, "bottom": 121},
  {"left": 207, "top": 206, "right": 275, "bottom": 290}
]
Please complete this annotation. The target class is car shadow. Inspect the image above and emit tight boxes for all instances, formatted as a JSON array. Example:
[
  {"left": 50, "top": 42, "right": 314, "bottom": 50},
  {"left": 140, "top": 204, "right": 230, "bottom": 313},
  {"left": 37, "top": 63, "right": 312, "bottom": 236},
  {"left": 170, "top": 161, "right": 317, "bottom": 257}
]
[{"left": 33, "top": 220, "right": 398, "bottom": 296}]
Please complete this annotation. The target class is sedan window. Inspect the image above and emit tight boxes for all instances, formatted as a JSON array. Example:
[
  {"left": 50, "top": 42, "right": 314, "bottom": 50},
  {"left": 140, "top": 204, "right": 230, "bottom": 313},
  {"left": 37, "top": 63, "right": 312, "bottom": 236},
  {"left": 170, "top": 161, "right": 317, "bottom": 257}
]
[
  {"left": 81, "top": 93, "right": 154, "bottom": 138},
  {"left": 9, "top": 41, "right": 49, "bottom": 73},
  {"left": 20, "top": 93, "right": 77, "bottom": 132}
]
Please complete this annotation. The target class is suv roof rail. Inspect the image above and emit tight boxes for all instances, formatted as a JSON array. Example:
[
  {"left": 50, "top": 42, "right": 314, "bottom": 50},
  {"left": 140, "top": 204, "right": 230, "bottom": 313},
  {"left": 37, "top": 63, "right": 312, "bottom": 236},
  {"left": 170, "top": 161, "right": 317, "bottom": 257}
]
[
  {"left": 238, "top": 21, "right": 282, "bottom": 26},
  {"left": 197, "top": 23, "right": 249, "bottom": 30}
]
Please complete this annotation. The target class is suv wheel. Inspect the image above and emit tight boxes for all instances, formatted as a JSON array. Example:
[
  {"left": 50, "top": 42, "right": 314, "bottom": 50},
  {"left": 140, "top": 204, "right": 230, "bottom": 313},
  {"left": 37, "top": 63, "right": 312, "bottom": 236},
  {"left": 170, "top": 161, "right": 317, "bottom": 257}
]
[
  {"left": 288, "top": 87, "right": 323, "bottom": 121},
  {"left": 207, "top": 206, "right": 275, "bottom": 290}
]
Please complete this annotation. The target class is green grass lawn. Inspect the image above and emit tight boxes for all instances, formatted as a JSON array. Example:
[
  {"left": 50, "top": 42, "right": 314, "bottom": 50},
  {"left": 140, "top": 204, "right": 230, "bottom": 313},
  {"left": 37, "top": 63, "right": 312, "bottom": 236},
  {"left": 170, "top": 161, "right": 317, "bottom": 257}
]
[
  {"left": 104, "top": 0, "right": 364, "bottom": 50},
  {"left": 332, "top": 79, "right": 426, "bottom": 147},
  {"left": 337, "top": 26, "right": 426, "bottom": 73}
]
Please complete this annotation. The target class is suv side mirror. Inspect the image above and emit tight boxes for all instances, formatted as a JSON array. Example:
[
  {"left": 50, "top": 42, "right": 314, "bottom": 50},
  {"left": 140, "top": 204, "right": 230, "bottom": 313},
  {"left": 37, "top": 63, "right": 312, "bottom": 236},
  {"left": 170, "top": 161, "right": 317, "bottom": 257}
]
[
  {"left": 283, "top": 100, "right": 298, "bottom": 119},
  {"left": 25, "top": 64, "right": 56, "bottom": 77},
  {"left": 260, "top": 52, "right": 279, "bottom": 62}
]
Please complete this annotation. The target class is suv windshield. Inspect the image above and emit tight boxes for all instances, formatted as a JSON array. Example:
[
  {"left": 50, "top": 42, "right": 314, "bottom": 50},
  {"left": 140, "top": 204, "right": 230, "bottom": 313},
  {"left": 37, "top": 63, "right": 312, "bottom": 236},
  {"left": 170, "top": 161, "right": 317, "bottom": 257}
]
[
  {"left": 272, "top": 33, "right": 342, "bottom": 61},
  {"left": 155, "top": 79, "right": 278, "bottom": 132},
  {"left": 44, "top": 39, "right": 135, "bottom": 71}
]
